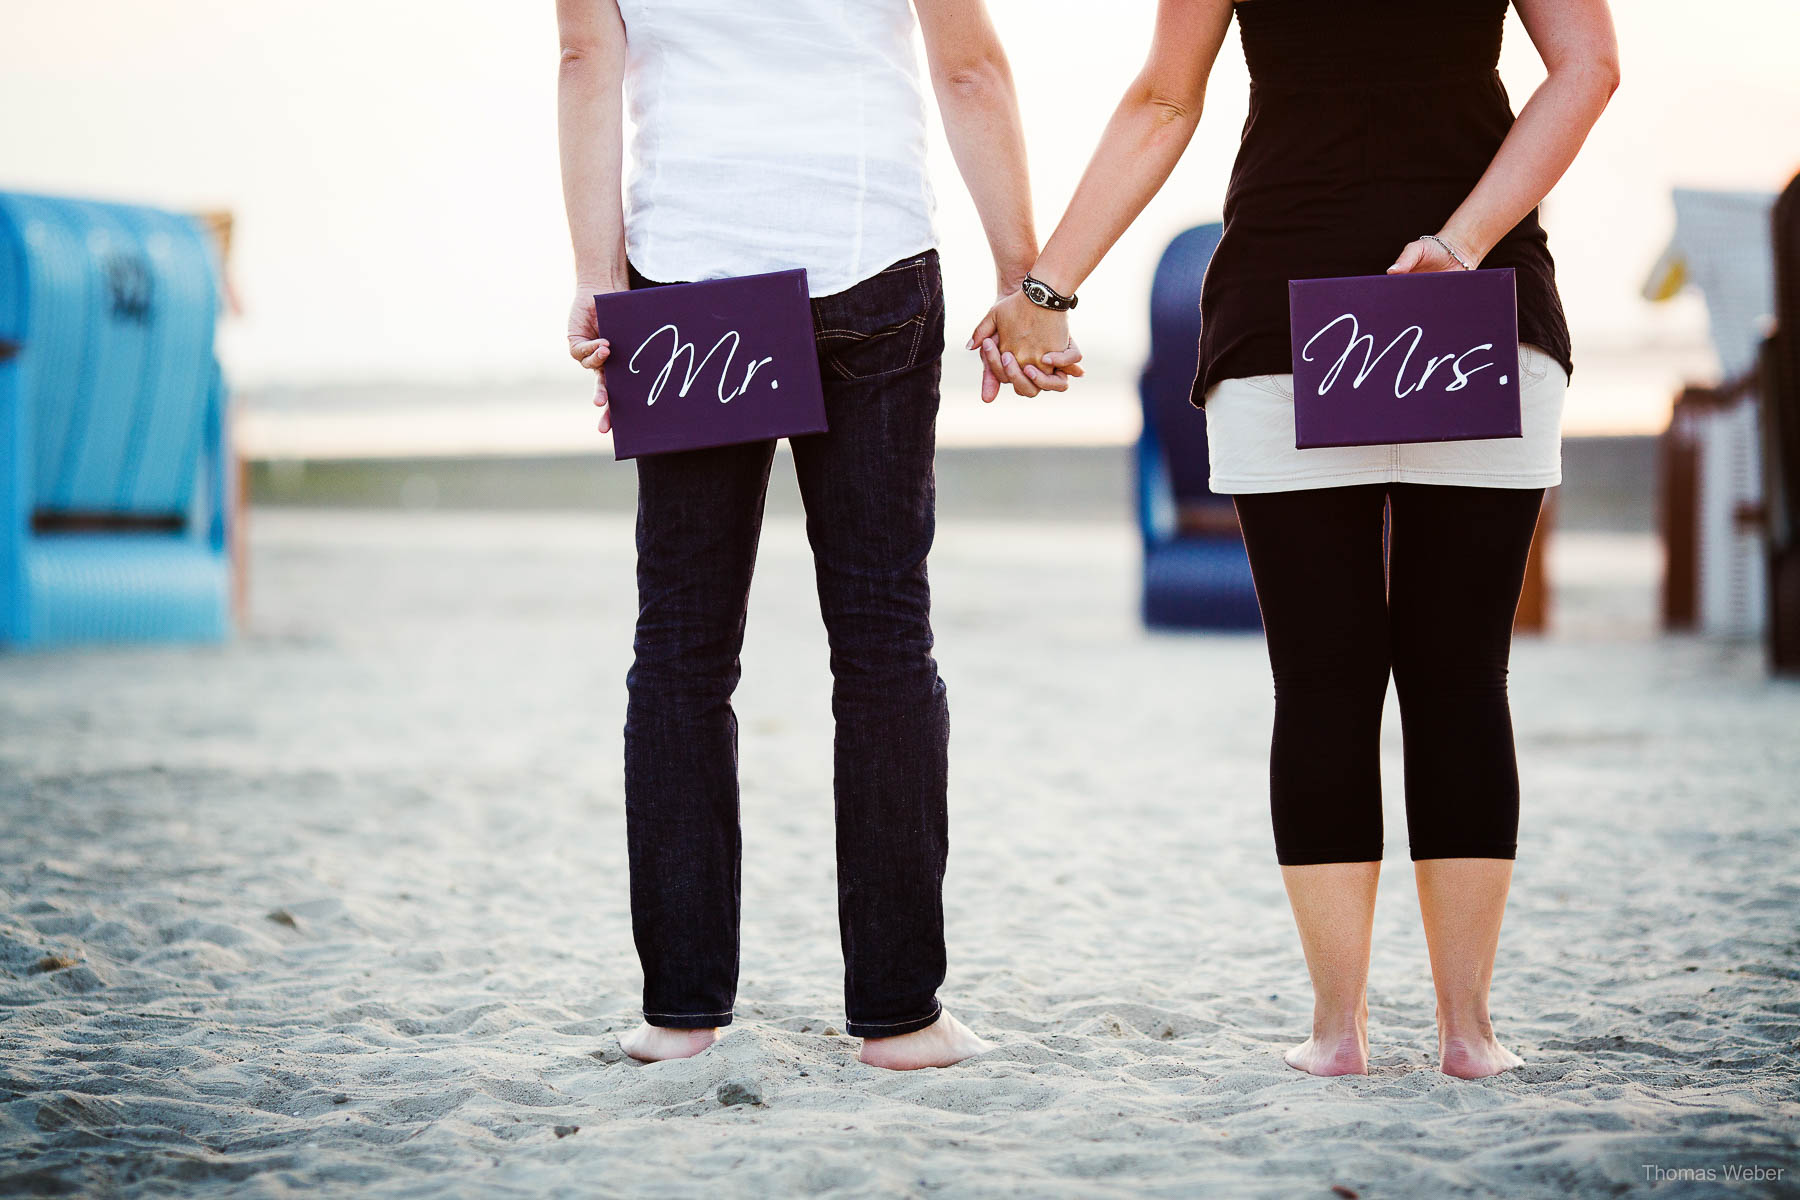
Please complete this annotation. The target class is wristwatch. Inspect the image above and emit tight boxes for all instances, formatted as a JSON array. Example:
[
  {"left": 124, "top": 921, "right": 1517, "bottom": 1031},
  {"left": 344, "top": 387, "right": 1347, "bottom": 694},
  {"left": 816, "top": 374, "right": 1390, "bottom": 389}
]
[{"left": 1021, "top": 274, "right": 1079, "bottom": 312}]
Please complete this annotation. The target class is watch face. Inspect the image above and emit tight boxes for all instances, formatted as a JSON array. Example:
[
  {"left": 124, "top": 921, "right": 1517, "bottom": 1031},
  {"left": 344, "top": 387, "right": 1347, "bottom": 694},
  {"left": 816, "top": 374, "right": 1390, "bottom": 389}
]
[{"left": 1024, "top": 280, "right": 1051, "bottom": 306}]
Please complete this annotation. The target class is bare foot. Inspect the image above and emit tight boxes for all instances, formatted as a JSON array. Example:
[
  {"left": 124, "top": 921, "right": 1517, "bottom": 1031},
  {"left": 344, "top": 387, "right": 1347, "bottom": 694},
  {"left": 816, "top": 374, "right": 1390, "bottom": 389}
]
[
  {"left": 619, "top": 1023, "right": 722, "bottom": 1063},
  {"left": 858, "top": 1011, "right": 990, "bottom": 1070},
  {"left": 1439, "top": 1030, "right": 1523, "bottom": 1079},
  {"left": 1284, "top": 1030, "right": 1369, "bottom": 1077}
]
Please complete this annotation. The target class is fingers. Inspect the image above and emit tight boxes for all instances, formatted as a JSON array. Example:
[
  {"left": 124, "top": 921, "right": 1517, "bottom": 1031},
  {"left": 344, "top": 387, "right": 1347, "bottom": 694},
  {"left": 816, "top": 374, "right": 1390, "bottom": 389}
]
[
  {"left": 980, "top": 337, "right": 1009, "bottom": 383},
  {"left": 980, "top": 363, "right": 1000, "bottom": 404},
  {"left": 984, "top": 338, "right": 1047, "bottom": 394},
  {"left": 569, "top": 291, "right": 610, "bottom": 432},
  {"left": 1041, "top": 341, "right": 1085, "bottom": 377},
  {"left": 966, "top": 311, "right": 999, "bottom": 352},
  {"left": 570, "top": 340, "right": 610, "bottom": 371},
  {"left": 999, "top": 351, "right": 1040, "bottom": 398},
  {"left": 979, "top": 338, "right": 1088, "bottom": 398},
  {"left": 1387, "top": 241, "right": 1425, "bottom": 274}
]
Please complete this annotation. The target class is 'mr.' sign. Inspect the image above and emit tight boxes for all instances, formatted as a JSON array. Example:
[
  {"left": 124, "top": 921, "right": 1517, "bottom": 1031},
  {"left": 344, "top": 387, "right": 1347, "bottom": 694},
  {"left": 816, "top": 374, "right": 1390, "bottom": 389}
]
[{"left": 597, "top": 269, "right": 827, "bottom": 459}]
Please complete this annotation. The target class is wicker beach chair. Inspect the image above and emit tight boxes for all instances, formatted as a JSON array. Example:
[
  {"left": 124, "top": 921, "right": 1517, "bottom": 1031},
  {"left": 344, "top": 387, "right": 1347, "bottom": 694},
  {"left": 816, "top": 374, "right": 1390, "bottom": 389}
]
[
  {"left": 1763, "top": 173, "right": 1800, "bottom": 674},
  {"left": 1649, "top": 189, "right": 1779, "bottom": 637}
]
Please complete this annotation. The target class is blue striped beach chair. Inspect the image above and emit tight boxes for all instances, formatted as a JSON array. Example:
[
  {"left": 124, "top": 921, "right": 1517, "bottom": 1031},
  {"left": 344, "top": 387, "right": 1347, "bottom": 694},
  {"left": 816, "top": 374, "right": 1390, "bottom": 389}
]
[{"left": 0, "top": 192, "right": 232, "bottom": 647}]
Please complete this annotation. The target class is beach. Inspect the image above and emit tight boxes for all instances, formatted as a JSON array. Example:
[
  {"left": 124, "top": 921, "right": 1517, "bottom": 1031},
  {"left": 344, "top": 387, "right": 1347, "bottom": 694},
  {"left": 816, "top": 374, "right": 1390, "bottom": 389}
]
[{"left": 2, "top": 506, "right": 1797, "bottom": 1198}]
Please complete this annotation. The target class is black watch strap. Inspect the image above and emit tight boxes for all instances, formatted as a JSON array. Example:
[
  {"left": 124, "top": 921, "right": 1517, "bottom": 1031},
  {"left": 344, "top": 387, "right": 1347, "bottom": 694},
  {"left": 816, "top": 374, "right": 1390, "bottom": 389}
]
[{"left": 1021, "top": 274, "right": 1078, "bottom": 312}]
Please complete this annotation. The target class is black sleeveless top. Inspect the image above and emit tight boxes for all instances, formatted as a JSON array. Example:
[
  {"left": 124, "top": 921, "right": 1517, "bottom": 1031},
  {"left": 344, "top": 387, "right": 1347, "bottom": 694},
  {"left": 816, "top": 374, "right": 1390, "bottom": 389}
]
[{"left": 1193, "top": 0, "right": 1573, "bottom": 405}]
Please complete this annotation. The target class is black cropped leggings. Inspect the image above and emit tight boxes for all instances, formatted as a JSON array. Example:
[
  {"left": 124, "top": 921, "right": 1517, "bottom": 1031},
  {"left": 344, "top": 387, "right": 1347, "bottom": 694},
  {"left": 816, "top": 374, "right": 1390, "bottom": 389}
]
[{"left": 1233, "top": 483, "right": 1545, "bottom": 866}]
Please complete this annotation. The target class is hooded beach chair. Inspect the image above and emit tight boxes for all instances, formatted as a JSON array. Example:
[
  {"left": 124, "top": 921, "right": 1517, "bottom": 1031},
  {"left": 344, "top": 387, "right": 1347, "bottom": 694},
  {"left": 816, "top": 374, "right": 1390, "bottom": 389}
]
[
  {"left": 0, "top": 192, "right": 232, "bottom": 647},
  {"left": 1763, "top": 172, "right": 1800, "bottom": 674},
  {"left": 1136, "top": 223, "right": 1261, "bottom": 630}
]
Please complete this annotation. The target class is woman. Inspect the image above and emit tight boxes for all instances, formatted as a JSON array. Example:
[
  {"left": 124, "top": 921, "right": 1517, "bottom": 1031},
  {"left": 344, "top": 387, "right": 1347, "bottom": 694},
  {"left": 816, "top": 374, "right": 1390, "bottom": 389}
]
[{"left": 978, "top": 0, "right": 1618, "bottom": 1077}]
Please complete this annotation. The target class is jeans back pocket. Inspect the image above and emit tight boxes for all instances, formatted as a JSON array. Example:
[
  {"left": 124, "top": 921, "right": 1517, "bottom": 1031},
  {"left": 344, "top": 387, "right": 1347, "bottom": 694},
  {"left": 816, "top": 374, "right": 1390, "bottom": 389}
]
[{"left": 812, "top": 251, "right": 945, "bottom": 382}]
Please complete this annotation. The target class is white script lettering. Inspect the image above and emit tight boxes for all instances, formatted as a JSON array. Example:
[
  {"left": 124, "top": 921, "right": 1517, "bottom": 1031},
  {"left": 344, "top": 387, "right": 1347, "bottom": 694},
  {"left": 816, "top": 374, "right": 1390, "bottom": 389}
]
[
  {"left": 628, "top": 323, "right": 776, "bottom": 407},
  {"left": 1300, "top": 313, "right": 1497, "bottom": 399}
]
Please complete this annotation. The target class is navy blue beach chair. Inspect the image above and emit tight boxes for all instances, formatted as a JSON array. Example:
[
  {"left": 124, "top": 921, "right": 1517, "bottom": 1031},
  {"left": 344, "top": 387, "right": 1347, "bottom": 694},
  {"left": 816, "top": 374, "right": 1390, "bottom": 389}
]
[{"left": 1137, "top": 223, "right": 1261, "bottom": 630}]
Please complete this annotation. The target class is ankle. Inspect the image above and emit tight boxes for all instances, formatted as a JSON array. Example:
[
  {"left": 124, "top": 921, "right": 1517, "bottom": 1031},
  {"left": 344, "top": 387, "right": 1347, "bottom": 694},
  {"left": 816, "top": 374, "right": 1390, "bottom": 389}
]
[
  {"left": 637, "top": 1021, "right": 712, "bottom": 1043},
  {"left": 1437, "top": 1007, "right": 1494, "bottom": 1041},
  {"left": 1312, "top": 1000, "right": 1369, "bottom": 1043},
  {"left": 620, "top": 1022, "right": 722, "bottom": 1062}
]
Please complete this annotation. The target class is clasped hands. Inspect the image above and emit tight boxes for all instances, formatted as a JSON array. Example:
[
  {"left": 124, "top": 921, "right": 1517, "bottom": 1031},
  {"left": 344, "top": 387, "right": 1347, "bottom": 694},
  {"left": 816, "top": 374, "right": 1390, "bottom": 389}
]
[
  {"left": 568, "top": 277, "right": 1088, "bottom": 433},
  {"left": 963, "top": 231, "right": 1471, "bottom": 403},
  {"left": 966, "top": 285, "right": 1084, "bottom": 402}
]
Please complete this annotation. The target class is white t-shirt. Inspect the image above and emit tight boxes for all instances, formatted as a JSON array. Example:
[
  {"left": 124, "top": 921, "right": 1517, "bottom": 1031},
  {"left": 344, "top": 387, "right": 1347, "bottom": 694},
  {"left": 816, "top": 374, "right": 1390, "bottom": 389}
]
[{"left": 616, "top": 0, "right": 938, "bottom": 298}]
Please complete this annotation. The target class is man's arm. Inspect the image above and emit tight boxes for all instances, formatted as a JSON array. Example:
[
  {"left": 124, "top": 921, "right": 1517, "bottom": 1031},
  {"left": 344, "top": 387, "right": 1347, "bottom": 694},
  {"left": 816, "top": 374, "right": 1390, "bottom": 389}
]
[
  {"left": 914, "top": 0, "right": 1037, "bottom": 296},
  {"left": 914, "top": 0, "right": 1069, "bottom": 399},
  {"left": 556, "top": 0, "right": 628, "bottom": 429}
]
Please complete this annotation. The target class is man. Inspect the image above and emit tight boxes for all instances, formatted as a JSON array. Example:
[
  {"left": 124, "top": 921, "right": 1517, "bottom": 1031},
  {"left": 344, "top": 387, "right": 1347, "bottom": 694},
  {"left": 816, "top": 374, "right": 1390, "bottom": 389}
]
[{"left": 556, "top": 0, "right": 1073, "bottom": 1069}]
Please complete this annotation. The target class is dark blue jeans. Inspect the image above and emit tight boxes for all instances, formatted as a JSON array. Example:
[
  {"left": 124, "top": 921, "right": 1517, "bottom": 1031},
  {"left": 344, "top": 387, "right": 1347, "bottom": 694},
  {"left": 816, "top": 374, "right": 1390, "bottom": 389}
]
[{"left": 624, "top": 251, "right": 950, "bottom": 1039}]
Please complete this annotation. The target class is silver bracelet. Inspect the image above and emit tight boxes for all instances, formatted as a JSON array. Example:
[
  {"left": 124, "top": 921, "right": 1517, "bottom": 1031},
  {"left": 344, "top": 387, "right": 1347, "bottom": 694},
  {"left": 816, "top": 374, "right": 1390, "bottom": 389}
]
[{"left": 1421, "top": 234, "right": 1475, "bottom": 271}]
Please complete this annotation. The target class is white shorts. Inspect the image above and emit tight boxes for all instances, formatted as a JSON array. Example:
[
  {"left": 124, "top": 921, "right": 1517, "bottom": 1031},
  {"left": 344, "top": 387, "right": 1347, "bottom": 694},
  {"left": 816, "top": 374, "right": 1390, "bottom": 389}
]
[{"left": 1202, "top": 343, "right": 1567, "bottom": 494}]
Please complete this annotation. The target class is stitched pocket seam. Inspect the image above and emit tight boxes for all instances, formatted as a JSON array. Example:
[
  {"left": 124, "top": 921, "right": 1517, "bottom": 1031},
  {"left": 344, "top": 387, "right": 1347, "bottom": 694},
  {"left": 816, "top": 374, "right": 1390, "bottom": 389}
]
[{"left": 820, "top": 262, "right": 939, "bottom": 381}]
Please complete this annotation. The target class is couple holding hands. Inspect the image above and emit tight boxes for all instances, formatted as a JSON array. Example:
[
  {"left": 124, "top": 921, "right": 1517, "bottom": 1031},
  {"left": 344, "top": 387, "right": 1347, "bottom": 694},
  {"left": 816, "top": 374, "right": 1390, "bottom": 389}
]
[{"left": 557, "top": 0, "right": 1619, "bottom": 1075}]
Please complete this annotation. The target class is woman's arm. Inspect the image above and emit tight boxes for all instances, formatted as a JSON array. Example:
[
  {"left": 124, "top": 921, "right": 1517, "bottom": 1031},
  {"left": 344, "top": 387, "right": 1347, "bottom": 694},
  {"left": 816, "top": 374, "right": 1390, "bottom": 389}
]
[
  {"left": 975, "top": 0, "right": 1235, "bottom": 393},
  {"left": 1389, "top": 0, "right": 1619, "bottom": 274},
  {"left": 555, "top": 0, "right": 628, "bottom": 431}
]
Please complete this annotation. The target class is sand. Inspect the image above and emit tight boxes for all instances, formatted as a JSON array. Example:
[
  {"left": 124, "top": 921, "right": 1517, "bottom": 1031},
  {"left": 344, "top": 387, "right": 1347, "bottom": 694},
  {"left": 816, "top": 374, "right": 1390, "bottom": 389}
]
[{"left": 1, "top": 508, "right": 1796, "bottom": 1198}]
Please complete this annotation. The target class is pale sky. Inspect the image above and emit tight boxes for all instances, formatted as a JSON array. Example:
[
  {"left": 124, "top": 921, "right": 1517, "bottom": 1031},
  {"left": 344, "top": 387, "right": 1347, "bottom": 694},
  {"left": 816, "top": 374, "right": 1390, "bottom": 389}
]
[{"left": 3, "top": 1, "right": 1798, "bottom": 434}]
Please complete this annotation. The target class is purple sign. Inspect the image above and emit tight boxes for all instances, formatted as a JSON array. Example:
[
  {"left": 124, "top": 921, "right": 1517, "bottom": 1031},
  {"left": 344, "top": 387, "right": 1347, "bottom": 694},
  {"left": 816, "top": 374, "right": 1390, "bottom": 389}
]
[
  {"left": 1288, "top": 269, "right": 1522, "bottom": 449},
  {"left": 595, "top": 269, "right": 827, "bottom": 460}
]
